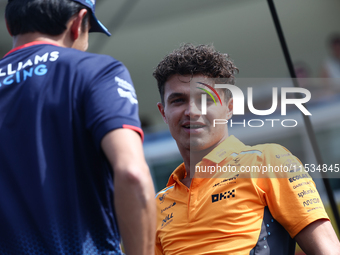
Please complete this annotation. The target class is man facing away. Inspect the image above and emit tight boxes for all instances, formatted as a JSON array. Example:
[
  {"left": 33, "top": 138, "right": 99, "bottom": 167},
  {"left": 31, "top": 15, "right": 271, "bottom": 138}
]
[
  {"left": 153, "top": 44, "right": 340, "bottom": 254},
  {"left": 0, "top": 0, "right": 155, "bottom": 254}
]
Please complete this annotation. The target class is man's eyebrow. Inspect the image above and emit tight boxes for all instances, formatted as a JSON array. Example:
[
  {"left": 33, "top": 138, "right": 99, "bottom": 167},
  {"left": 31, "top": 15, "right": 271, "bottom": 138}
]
[{"left": 167, "top": 92, "right": 186, "bottom": 101}]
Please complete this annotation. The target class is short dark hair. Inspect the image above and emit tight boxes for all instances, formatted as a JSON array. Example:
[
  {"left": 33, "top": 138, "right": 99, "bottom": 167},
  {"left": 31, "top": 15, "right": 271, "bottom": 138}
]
[
  {"left": 6, "top": 0, "right": 90, "bottom": 36},
  {"left": 153, "top": 43, "right": 238, "bottom": 104}
]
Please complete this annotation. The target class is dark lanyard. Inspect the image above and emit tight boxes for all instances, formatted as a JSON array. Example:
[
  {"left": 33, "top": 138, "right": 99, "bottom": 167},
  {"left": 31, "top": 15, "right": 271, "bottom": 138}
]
[{"left": 267, "top": 0, "right": 340, "bottom": 232}]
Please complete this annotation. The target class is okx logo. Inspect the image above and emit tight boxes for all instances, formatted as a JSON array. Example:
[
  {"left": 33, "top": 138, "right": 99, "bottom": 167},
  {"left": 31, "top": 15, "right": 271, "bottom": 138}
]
[{"left": 211, "top": 189, "right": 236, "bottom": 203}]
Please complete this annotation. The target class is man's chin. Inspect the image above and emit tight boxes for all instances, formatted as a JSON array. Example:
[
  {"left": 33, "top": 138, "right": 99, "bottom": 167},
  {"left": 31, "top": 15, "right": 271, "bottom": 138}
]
[{"left": 189, "top": 140, "right": 209, "bottom": 152}]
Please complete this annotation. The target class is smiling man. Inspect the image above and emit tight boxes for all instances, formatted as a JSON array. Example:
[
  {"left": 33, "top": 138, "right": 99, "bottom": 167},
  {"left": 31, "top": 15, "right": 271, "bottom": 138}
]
[{"left": 153, "top": 44, "right": 340, "bottom": 254}]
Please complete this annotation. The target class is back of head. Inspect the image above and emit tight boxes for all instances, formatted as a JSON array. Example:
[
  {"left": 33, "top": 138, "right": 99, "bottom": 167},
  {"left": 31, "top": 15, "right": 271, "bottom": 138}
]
[
  {"left": 153, "top": 43, "right": 238, "bottom": 104},
  {"left": 5, "top": 0, "right": 89, "bottom": 36}
]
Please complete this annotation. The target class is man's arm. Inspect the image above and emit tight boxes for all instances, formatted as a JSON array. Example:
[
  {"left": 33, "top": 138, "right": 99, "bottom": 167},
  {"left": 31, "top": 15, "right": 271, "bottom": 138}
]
[
  {"left": 101, "top": 128, "right": 156, "bottom": 255},
  {"left": 295, "top": 219, "right": 340, "bottom": 255}
]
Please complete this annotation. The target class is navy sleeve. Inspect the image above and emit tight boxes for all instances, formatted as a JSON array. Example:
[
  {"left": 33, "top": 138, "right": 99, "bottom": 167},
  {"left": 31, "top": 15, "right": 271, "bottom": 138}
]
[{"left": 83, "top": 58, "right": 143, "bottom": 149}]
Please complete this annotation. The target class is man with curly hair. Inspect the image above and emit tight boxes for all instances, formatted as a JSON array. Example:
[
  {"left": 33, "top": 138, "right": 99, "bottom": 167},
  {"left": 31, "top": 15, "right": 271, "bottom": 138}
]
[{"left": 153, "top": 44, "right": 340, "bottom": 254}]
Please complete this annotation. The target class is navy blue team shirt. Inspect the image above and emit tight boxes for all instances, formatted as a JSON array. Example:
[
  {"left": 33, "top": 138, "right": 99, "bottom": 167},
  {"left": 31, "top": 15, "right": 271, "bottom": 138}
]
[{"left": 0, "top": 42, "right": 143, "bottom": 254}]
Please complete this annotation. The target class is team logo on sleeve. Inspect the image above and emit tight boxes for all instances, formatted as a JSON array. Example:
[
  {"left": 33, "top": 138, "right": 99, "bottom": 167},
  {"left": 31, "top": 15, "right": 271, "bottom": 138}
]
[
  {"left": 275, "top": 153, "right": 291, "bottom": 159},
  {"left": 297, "top": 188, "right": 316, "bottom": 198},
  {"left": 289, "top": 174, "right": 309, "bottom": 183},
  {"left": 115, "top": 76, "right": 136, "bottom": 96},
  {"left": 115, "top": 76, "right": 138, "bottom": 105},
  {"left": 117, "top": 88, "right": 138, "bottom": 104}
]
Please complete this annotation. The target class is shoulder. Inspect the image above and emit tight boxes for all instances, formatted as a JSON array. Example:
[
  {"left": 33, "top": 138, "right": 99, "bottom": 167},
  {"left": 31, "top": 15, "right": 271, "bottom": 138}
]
[
  {"left": 251, "top": 142, "right": 287, "bottom": 152},
  {"left": 155, "top": 185, "right": 176, "bottom": 202},
  {"left": 253, "top": 143, "right": 297, "bottom": 163},
  {"left": 240, "top": 142, "right": 302, "bottom": 178},
  {"left": 247, "top": 143, "right": 292, "bottom": 160},
  {"left": 232, "top": 141, "right": 290, "bottom": 161},
  {"left": 253, "top": 144, "right": 303, "bottom": 178},
  {"left": 55, "top": 47, "right": 124, "bottom": 70},
  {"left": 52, "top": 47, "right": 132, "bottom": 88}
]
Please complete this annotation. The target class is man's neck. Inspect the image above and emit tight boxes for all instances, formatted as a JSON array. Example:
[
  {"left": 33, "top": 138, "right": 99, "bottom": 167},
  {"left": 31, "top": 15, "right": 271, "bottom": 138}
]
[
  {"left": 180, "top": 135, "right": 229, "bottom": 188},
  {"left": 180, "top": 148, "right": 206, "bottom": 188},
  {"left": 12, "top": 33, "right": 69, "bottom": 49}
]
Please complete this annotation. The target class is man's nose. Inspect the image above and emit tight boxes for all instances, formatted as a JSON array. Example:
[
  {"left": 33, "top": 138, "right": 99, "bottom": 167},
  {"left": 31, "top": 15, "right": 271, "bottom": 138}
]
[{"left": 185, "top": 99, "right": 202, "bottom": 117}]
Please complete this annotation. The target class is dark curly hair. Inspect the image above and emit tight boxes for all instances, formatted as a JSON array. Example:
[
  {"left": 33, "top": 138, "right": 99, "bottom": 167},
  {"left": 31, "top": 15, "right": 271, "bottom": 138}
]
[{"left": 153, "top": 43, "right": 239, "bottom": 104}]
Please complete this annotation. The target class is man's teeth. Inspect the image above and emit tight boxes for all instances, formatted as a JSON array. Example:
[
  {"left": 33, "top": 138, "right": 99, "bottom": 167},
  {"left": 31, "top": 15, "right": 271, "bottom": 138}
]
[{"left": 184, "top": 125, "right": 203, "bottom": 128}]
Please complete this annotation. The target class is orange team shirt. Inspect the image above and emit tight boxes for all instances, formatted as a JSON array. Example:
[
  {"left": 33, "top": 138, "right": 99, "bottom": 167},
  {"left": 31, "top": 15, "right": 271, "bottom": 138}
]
[{"left": 155, "top": 135, "right": 329, "bottom": 255}]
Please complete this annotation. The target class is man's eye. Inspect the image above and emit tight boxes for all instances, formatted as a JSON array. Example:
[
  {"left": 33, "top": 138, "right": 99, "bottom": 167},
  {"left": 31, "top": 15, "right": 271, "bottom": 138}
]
[
  {"left": 171, "top": 98, "right": 184, "bottom": 104},
  {"left": 206, "top": 97, "right": 216, "bottom": 103}
]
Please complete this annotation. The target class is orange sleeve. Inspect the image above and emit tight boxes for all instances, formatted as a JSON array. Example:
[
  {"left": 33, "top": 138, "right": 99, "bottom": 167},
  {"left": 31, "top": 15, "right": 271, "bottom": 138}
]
[{"left": 255, "top": 144, "right": 329, "bottom": 238}]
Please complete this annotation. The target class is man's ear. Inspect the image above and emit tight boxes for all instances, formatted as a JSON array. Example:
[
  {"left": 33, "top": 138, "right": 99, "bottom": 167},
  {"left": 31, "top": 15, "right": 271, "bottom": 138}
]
[
  {"left": 226, "top": 98, "right": 233, "bottom": 120},
  {"left": 70, "top": 9, "right": 88, "bottom": 41},
  {"left": 5, "top": 19, "right": 12, "bottom": 36},
  {"left": 157, "top": 102, "right": 168, "bottom": 124}
]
